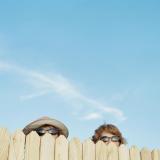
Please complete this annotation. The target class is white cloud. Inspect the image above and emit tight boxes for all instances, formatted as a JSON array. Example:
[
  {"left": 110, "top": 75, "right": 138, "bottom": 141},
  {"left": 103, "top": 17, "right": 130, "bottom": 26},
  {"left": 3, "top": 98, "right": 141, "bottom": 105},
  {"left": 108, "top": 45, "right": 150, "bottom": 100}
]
[
  {"left": 82, "top": 113, "right": 102, "bottom": 120},
  {"left": 0, "top": 61, "right": 126, "bottom": 121},
  {"left": 77, "top": 96, "right": 127, "bottom": 121},
  {"left": 20, "top": 90, "right": 50, "bottom": 101}
]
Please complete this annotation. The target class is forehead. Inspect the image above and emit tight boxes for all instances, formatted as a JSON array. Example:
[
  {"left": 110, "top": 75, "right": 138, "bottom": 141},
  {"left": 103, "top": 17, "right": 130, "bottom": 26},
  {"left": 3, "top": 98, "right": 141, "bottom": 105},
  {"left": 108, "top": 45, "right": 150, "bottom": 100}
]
[{"left": 101, "top": 131, "right": 115, "bottom": 137}]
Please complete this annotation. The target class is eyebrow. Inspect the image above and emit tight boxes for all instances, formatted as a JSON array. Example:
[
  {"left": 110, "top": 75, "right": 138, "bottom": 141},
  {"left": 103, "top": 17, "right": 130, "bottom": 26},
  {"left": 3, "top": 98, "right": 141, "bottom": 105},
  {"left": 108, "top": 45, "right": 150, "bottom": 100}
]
[
  {"left": 100, "top": 136, "right": 111, "bottom": 138},
  {"left": 100, "top": 136, "right": 109, "bottom": 139}
]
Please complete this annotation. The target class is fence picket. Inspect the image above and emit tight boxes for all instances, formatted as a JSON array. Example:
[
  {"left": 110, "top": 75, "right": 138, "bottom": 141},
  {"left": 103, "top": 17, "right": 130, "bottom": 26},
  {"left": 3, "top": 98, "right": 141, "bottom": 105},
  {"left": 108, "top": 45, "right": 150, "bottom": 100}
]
[
  {"left": 119, "top": 144, "right": 130, "bottom": 160},
  {"left": 83, "top": 139, "right": 95, "bottom": 160},
  {"left": 12, "top": 130, "right": 25, "bottom": 160},
  {"left": 25, "top": 131, "right": 40, "bottom": 160},
  {"left": 40, "top": 133, "right": 55, "bottom": 160},
  {"left": 107, "top": 143, "right": 118, "bottom": 160},
  {"left": 8, "top": 136, "right": 16, "bottom": 160},
  {"left": 0, "top": 128, "right": 10, "bottom": 160},
  {"left": 130, "top": 145, "right": 141, "bottom": 160},
  {"left": 69, "top": 138, "right": 82, "bottom": 160},
  {"left": 158, "top": 150, "right": 160, "bottom": 160},
  {"left": 96, "top": 140, "right": 108, "bottom": 160},
  {"left": 55, "top": 135, "right": 68, "bottom": 160},
  {"left": 141, "top": 148, "right": 152, "bottom": 160},
  {"left": 152, "top": 149, "right": 159, "bottom": 160}
]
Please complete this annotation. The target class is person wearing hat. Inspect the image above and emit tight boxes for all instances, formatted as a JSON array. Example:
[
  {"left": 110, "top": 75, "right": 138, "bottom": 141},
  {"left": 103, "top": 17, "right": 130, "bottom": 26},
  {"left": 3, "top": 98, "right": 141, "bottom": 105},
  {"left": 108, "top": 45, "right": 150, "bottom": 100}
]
[{"left": 23, "top": 116, "right": 69, "bottom": 138}]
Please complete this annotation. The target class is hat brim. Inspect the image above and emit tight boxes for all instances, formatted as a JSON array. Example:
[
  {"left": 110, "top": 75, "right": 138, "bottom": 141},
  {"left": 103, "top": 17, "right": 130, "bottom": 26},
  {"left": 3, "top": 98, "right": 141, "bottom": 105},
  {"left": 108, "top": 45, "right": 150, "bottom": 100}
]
[{"left": 23, "top": 117, "right": 69, "bottom": 138}]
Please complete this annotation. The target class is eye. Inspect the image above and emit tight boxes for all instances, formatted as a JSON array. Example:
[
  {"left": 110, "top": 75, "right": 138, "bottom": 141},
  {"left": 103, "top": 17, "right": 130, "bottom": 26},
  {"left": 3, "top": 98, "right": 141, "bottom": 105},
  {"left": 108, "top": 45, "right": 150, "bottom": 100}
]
[
  {"left": 36, "top": 128, "right": 45, "bottom": 134},
  {"left": 35, "top": 128, "right": 46, "bottom": 136},
  {"left": 48, "top": 128, "right": 59, "bottom": 135},
  {"left": 100, "top": 136, "right": 109, "bottom": 142},
  {"left": 111, "top": 136, "right": 120, "bottom": 142}
]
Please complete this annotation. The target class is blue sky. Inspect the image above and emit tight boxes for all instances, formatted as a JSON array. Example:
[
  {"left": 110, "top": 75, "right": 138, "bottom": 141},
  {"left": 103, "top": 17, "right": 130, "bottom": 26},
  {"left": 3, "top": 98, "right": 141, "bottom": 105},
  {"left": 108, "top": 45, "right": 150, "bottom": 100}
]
[{"left": 0, "top": 0, "right": 160, "bottom": 149}]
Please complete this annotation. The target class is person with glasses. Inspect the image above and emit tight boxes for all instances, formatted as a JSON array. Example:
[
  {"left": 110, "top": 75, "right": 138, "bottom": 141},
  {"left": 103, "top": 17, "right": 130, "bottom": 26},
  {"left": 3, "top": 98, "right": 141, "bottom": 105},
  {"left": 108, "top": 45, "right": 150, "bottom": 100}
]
[
  {"left": 92, "top": 124, "right": 126, "bottom": 146},
  {"left": 23, "top": 116, "right": 69, "bottom": 138}
]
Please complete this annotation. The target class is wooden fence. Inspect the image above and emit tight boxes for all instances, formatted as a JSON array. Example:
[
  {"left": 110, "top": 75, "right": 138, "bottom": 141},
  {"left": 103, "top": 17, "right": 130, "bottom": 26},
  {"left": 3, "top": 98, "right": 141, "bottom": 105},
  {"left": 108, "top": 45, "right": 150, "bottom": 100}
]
[{"left": 0, "top": 128, "right": 160, "bottom": 160}]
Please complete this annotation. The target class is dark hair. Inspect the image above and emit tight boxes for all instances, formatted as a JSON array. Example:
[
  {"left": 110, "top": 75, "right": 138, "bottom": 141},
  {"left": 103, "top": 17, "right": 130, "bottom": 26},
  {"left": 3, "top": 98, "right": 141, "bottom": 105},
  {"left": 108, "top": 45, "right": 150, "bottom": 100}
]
[{"left": 92, "top": 124, "right": 127, "bottom": 145}]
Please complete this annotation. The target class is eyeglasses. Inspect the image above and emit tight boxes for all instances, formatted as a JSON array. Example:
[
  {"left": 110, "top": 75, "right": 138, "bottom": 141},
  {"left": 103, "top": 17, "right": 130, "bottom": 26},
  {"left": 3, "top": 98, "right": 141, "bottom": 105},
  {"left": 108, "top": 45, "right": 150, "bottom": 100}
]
[
  {"left": 99, "top": 136, "right": 120, "bottom": 143},
  {"left": 35, "top": 128, "right": 60, "bottom": 136}
]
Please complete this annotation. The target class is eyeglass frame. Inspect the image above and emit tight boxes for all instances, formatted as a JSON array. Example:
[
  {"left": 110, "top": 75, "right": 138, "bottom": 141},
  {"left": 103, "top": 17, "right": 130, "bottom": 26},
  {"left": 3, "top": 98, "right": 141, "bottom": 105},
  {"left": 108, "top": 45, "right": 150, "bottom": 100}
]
[
  {"left": 34, "top": 127, "right": 60, "bottom": 136},
  {"left": 99, "top": 135, "right": 120, "bottom": 143}
]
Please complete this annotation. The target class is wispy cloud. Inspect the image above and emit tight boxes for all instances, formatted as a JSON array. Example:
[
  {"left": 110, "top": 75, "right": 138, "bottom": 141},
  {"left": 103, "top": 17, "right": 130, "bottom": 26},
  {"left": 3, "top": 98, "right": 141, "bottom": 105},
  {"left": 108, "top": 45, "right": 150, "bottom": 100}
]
[
  {"left": 82, "top": 113, "right": 102, "bottom": 120},
  {"left": 19, "top": 90, "right": 50, "bottom": 101},
  {"left": 0, "top": 61, "right": 127, "bottom": 121}
]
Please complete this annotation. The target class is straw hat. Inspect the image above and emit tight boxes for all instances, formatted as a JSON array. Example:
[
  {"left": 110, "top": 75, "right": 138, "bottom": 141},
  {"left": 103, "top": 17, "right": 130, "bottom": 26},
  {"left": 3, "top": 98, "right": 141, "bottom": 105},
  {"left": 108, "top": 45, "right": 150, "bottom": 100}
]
[{"left": 23, "top": 116, "right": 69, "bottom": 137}]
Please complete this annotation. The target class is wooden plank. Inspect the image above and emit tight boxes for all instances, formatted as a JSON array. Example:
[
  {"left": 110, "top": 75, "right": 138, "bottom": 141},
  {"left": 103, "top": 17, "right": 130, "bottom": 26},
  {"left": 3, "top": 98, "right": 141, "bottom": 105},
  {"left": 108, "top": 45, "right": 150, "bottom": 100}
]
[
  {"left": 69, "top": 138, "right": 82, "bottom": 160},
  {"left": 119, "top": 144, "right": 129, "bottom": 160},
  {"left": 141, "top": 148, "right": 152, "bottom": 160},
  {"left": 158, "top": 149, "right": 160, "bottom": 160},
  {"left": 25, "top": 131, "right": 40, "bottom": 160},
  {"left": 55, "top": 135, "right": 68, "bottom": 160},
  {"left": 8, "top": 136, "right": 16, "bottom": 160},
  {"left": 8, "top": 131, "right": 25, "bottom": 160},
  {"left": 96, "top": 140, "right": 107, "bottom": 160},
  {"left": 152, "top": 149, "right": 159, "bottom": 160},
  {"left": 40, "top": 133, "right": 55, "bottom": 160},
  {"left": 10, "top": 130, "right": 25, "bottom": 160},
  {"left": 106, "top": 143, "right": 118, "bottom": 160},
  {"left": 0, "top": 128, "right": 10, "bottom": 160},
  {"left": 83, "top": 139, "right": 95, "bottom": 160},
  {"left": 130, "top": 145, "right": 141, "bottom": 160},
  {"left": 158, "top": 150, "right": 160, "bottom": 160}
]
